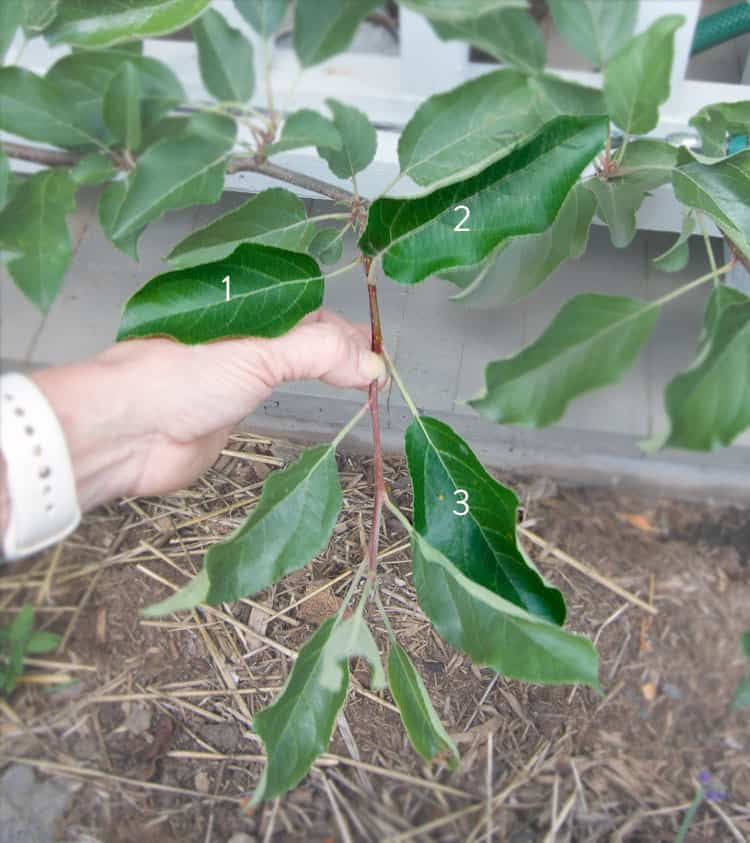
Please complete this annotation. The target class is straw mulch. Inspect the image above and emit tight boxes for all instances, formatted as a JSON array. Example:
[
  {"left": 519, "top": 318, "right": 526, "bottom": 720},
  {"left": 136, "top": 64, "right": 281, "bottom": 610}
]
[{"left": 1, "top": 431, "right": 749, "bottom": 842}]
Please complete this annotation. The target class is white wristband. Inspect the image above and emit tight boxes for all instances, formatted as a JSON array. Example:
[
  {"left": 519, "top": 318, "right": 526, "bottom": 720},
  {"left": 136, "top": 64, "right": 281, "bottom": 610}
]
[{"left": 1, "top": 373, "right": 81, "bottom": 561}]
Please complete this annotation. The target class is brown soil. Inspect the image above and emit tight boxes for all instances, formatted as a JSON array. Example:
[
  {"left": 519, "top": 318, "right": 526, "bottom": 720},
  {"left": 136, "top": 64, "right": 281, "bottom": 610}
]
[{"left": 1, "top": 431, "right": 749, "bottom": 842}]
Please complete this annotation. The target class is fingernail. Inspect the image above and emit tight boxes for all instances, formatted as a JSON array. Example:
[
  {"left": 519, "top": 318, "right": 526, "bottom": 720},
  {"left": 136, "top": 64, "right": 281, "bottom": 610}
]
[{"left": 363, "top": 351, "right": 387, "bottom": 384}]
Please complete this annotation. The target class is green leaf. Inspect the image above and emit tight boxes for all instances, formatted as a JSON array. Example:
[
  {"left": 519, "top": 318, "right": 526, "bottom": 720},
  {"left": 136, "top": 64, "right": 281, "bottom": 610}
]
[
  {"left": 406, "top": 415, "right": 565, "bottom": 623},
  {"left": 0, "top": 67, "right": 100, "bottom": 147},
  {"left": 193, "top": 8, "right": 254, "bottom": 102},
  {"left": 527, "top": 74, "right": 605, "bottom": 122},
  {"left": 690, "top": 101, "right": 750, "bottom": 159},
  {"left": 361, "top": 115, "right": 607, "bottom": 285},
  {"left": 103, "top": 60, "right": 142, "bottom": 150},
  {"left": 317, "top": 98, "right": 376, "bottom": 181},
  {"left": 167, "top": 187, "right": 314, "bottom": 268},
  {"left": 652, "top": 212, "right": 695, "bottom": 273},
  {"left": 411, "top": 533, "right": 600, "bottom": 688},
  {"left": 71, "top": 152, "right": 118, "bottom": 186},
  {"left": 672, "top": 148, "right": 750, "bottom": 260},
  {"left": 742, "top": 630, "right": 750, "bottom": 661},
  {"left": 0, "top": 169, "right": 76, "bottom": 312},
  {"left": 26, "top": 630, "right": 61, "bottom": 654},
  {"left": 252, "top": 616, "right": 349, "bottom": 802},
  {"left": 470, "top": 293, "right": 660, "bottom": 427},
  {"left": 586, "top": 139, "right": 677, "bottom": 248},
  {"left": 144, "top": 440, "right": 341, "bottom": 614},
  {"left": 8, "top": 604, "right": 34, "bottom": 644},
  {"left": 397, "top": 70, "right": 538, "bottom": 187},
  {"left": 430, "top": 8, "right": 545, "bottom": 75},
  {"left": 46, "top": 0, "right": 212, "bottom": 47},
  {"left": 294, "top": 0, "right": 380, "bottom": 67},
  {"left": 22, "top": 0, "right": 59, "bottom": 31},
  {"left": 449, "top": 182, "right": 596, "bottom": 308},
  {"left": 548, "top": 0, "right": 637, "bottom": 67},
  {"left": 321, "top": 615, "right": 385, "bottom": 690},
  {"left": 99, "top": 112, "right": 236, "bottom": 258},
  {"left": 267, "top": 109, "right": 342, "bottom": 156},
  {"left": 118, "top": 242, "right": 323, "bottom": 343},
  {"left": 652, "top": 287, "right": 750, "bottom": 451},
  {"left": 733, "top": 676, "right": 750, "bottom": 711},
  {"left": 603, "top": 15, "right": 684, "bottom": 135},
  {"left": 233, "top": 0, "right": 289, "bottom": 38},
  {"left": 204, "top": 443, "right": 341, "bottom": 603},
  {"left": 387, "top": 642, "right": 459, "bottom": 768},
  {"left": 309, "top": 228, "right": 343, "bottom": 265},
  {"left": 398, "top": 0, "right": 526, "bottom": 22},
  {"left": 45, "top": 49, "right": 184, "bottom": 145},
  {"left": 0, "top": 1, "right": 23, "bottom": 63}
]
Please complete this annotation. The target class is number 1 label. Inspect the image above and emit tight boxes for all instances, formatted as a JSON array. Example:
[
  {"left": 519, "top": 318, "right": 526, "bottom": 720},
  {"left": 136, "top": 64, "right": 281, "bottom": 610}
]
[{"left": 222, "top": 275, "right": 231, "bottom": 301}]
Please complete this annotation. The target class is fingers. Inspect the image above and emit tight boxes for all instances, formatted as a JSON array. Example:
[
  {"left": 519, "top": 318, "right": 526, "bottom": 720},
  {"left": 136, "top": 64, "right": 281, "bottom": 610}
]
[{"left": 260, "top": 318, "right": 386, "bottom": 390}]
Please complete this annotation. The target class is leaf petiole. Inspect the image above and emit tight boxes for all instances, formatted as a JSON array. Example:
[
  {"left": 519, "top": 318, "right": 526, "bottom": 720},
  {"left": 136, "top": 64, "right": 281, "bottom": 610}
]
[
  {"left": 331, "top": 400, "right": 370, "bottom": 447},
  {"left": 383, "top": 349, "right": 420, "bottom": 419},
  {"left": 325, "top": 258, "right": 362, "bottom": 281}
]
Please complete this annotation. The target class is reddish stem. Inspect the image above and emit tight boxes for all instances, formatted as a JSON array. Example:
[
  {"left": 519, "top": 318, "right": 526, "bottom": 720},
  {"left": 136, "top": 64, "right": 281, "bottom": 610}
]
[{"left": 365, "top": 256, "right": 385, "bottom": 578}]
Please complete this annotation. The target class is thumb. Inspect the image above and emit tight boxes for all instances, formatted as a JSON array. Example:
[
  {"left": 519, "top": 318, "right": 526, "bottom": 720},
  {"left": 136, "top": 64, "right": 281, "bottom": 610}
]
[{"left": 263, "top": 319, "right": 386, "bottom": 389}]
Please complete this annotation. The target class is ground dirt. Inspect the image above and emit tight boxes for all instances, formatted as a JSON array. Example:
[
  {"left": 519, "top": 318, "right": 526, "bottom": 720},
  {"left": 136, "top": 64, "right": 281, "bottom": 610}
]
[{"left": 1, "top": 431, "right": 749, "bottom": 842}]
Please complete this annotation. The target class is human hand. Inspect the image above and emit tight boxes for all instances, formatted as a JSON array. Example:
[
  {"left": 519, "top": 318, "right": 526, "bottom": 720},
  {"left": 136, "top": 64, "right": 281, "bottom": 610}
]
[{"left": 32, "top": 310, "right": 385, "bottom": 510}]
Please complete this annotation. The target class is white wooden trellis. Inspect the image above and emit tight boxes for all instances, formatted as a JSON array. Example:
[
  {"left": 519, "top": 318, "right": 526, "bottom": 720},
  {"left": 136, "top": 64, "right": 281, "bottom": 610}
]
[{"left": 5, "top": 0, "right": 750, "bottom": 237}]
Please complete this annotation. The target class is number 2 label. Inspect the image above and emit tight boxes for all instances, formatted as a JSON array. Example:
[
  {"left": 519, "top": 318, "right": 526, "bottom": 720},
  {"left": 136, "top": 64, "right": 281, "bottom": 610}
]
[{"left": 453, "top": 205, "right": 471, "bottom": 232}]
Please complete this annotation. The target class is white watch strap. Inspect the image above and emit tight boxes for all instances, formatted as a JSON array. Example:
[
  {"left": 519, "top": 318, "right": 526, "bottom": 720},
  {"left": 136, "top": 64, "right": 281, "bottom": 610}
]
[{"left": 1, "top": 373, "right": 81, "bottom": 561}]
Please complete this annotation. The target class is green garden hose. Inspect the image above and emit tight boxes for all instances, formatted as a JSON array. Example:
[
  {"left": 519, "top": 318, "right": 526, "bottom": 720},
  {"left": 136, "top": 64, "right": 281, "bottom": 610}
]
[{"left": 691, "top": 2, "right": 750, "bottom": 55}]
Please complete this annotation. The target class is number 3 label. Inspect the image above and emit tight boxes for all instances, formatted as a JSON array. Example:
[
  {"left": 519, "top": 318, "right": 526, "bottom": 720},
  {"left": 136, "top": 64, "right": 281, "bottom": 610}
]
[
  {"left": 453, "top": 489, "right": 469, "bottom": 516},
  {"left": 453, "top": 205, "right": 471, "bottom": 231}
]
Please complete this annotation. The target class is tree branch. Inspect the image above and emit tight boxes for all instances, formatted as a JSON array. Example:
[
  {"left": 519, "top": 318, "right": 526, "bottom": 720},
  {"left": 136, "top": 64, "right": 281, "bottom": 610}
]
[{"left": 2, "top": 140, "right": 357, "bottom": 205}]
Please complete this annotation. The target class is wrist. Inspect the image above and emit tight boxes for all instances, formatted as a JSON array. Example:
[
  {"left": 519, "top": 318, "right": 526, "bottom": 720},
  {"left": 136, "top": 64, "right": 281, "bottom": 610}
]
[{"left": 31, "top": 350, "right": 151, "bottom": 511}]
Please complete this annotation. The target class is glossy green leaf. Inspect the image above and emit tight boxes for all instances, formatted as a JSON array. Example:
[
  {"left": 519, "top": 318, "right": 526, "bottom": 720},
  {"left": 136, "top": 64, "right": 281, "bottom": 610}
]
[
  {"left": 45, "top": 49, "right": 184, "bottom": 145},
  {"left": 361, "top": 115, "right": 607, "bottom": 285},
  {"left": 309, "top": 228, "right": 344, "bottom": 265},
  {"left": 0, "top": 67, "right": 99, "bottom": 147},
  {"left": 118, "top": 242, "right": 323, "bottom": 343},
  {"left": 548, "top": 0, "right": 636, "bottom": 67},
  {"left": 652, "top": 212, "right": 695, "bottom": 273},
  {"left": 22, "top": 0, "right": 59, "bottom": 31},
  {"left": 406, "top": 415, "right": 565, "bottom": 623},
  {"left": 586, "top": 139, "right": 677, "bottom": 248},
  {"left": 46, "top": 0, "right": 212, "bottom": 47},
  {"left": 294, "top": 0, "right": 380, "bottom": 67},
  {"left": 652, "top": 287, "right": 750, "bottom": 451},
  {"left": 397, "top": 70, "right": 538, "bottom": 187},
  {"left": 167, "top": 187, "right": 314, "bottom": 268},
  {"left": 430, "top": 8, "right": 545, "bottom": 75},
  {"left": 690, "top": 101, "right": 750, "bottom": 159},
  {"left": 70, "top": 152, "right": 118, "bottom": 186},
  {"left": 252, "top": 616, "right": 349, "bottom": 802},
  {"left": 0, "top": 2, "right": 23, "bottom": 63},
  {"left": 527, "top": 74, "right": 605, "bottom": 122},
  {"left": 604, "top": 15, "right": 684, "bottom": 135},
  {"left": 103, "top": 61, "right": 142, "bottom": 150},
  {"left": 317, "top": 98, "right": 376, "bottom": 181},
  {"left": 100, "top": 112, "right": 236, "bottom": 258},
  {"left": 321, "top": 614, "right": 385, "bottom": 690},
  {"left": 449, "top": 182, "right": 596, "bottom": 308},
  {"left": 399, "top": 0, "right": 525, "bottom": 22},
  {"left": 411, "top": 533, "right": 600, "bottom": 688},
  {"left": 267, "top": 109, "right": 342, "bottom": 156},
  {"left": 193, "top": 8, "right": 254, "bottom": 102},
  {"left": 0, "top": 169, "right": 76, "bottom": 312},
  {"left": 470, "top": 293, "right": 660, "bottom": 427},
  {"left": 387, "top": 642, "right": 459, "bottom": 768},
  {"left": 672, "top": 148, "right": 750, "bottom": 260},
  {"left": 233, "top": 0, "right": 289, "bottom": 38}
]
